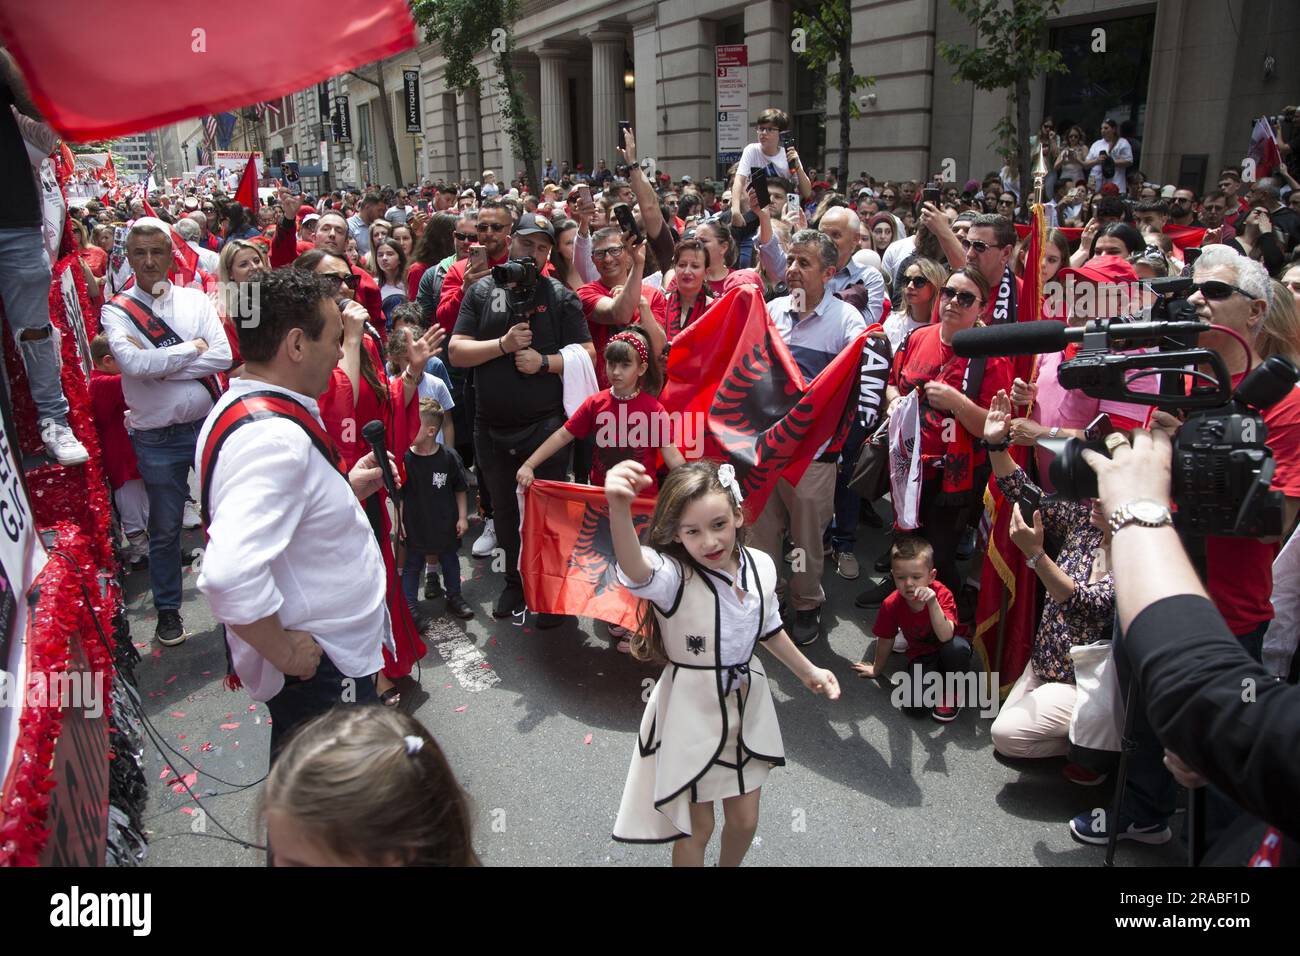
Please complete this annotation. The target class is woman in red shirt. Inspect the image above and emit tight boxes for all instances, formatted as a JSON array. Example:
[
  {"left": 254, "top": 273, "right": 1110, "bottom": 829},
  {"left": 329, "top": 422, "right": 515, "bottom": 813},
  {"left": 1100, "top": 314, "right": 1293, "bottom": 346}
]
[
  {"left": 663, "top": 239, "right": 713, "bottom": 342},
  {"left": 878, "top": 265, "right": 1012, "bottom": 594}
]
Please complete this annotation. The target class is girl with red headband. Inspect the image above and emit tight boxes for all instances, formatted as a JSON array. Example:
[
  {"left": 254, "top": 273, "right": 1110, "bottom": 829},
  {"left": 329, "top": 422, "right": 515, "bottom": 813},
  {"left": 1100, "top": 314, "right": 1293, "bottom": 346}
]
[{"left": 517, "top": 326, "right": 687, "bottom": 650}]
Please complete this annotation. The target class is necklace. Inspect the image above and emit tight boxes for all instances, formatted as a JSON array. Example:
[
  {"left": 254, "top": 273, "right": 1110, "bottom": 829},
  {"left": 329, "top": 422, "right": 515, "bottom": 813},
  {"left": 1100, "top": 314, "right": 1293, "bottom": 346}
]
[{"left": 612, "top": 387, "right": 640, "bottom": 401}]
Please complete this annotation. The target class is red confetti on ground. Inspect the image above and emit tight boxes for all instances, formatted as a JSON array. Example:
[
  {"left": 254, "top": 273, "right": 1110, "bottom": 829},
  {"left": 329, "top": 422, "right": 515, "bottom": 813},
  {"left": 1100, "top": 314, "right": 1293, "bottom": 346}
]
[
  {"left": 170, "top": 771, "right": 198, "bottom": 795},
  {"left": 151, "top": 650, "right": 162, "bottom": 659},
  {"left": 444, "top": 683, "right": 451, "bottom": 688},
  {"left": 159, "top": 767, "right": 173, "bottom": 780},
  {"left": 170, "top": 711, "right": 185, "bottom": 718},
  {"left": 454, "top": 705, "right": 467, "bottom": 713},
  {"left": 164, "top": 675, "right": 178, "bottom": 685},
  {"left": 179, "top": 807, "right": 196, "bottom": 816},
  {"left": 489, "top": 638, "right": 498, "bottom": 646},
  {"left": 200, "top": 742, "right": 213, "bottom": 752},
  {"left": 219, "top": 722, "right": 240, "bottom": 731},
  {"left": 583, "top": 733, "right": 593, "bottom": 745},
  {"left": 201, "top": 671, "right": 211, "bottom": 676},
  {"left": 225, "top": 713, "right": 233, "bottom": 719},
  {"left": 181, "top": 746, "right": 190, "bottom": 752},
  {"left": 479, "top": 662, "right": 491, "bottom": 669},
  {"left": 177, "top": 735, "right": 187, "bottom": 741},
  {"left": 247, "top": 704, "right": 256, "bottom": 712}
]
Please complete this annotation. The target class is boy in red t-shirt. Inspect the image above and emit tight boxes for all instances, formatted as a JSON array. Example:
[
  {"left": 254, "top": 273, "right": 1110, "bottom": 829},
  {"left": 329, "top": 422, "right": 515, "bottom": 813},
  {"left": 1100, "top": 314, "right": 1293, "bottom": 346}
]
[
  {"left": 852, "top": 535, "right": 970, "bottom": 721},
  {"left": 89, "top": 335, "right": 150, "bottom": 565}
]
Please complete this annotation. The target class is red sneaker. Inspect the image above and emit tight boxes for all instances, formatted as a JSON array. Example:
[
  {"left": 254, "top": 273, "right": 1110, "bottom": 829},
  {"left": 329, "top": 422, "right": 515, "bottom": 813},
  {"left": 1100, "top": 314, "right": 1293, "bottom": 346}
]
[
  {"left": 1063, "top": 762, "right": 1109, "bottom": 786},
  {"left": 932, "top": 694, "right": 959, "bottom": 723}
]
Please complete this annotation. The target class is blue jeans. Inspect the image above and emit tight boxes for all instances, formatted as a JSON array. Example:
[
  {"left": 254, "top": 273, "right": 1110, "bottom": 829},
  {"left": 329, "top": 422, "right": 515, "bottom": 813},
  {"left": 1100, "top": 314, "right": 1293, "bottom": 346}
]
[
  {"left": 829, "top": 419, "right": 869, "bottom": 552},
  {"left": 0, "top": 227, "right": 68, "bottom": 423},
  {"left": 401, "top": 547, "right": 461, "bottom": 608},
  {"left": 130, "top": 419, "right": 202, "bottom": 611},
  {"left": 266, "top": 654, "right": 379, "bottom": 762}
]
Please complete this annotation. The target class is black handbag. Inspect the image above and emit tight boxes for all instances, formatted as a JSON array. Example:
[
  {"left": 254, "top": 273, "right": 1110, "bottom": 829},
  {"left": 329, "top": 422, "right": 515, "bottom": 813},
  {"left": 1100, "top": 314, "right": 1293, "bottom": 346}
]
[{"left": 847, "top": 419, "right": 891, "bottom": 500}]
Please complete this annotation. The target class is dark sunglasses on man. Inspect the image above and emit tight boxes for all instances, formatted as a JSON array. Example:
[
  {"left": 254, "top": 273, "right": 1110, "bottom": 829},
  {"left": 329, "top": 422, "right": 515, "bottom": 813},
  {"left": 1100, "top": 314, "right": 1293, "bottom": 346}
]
[
  {"left": 960, "top": 237, "right": 1005, "bottom": 254},
  {"left": 1190, "top": 279, "right": 1259, "bottom": 302},
  {"left": 322, "top": 272, "right": 361, "bottom": 290}
]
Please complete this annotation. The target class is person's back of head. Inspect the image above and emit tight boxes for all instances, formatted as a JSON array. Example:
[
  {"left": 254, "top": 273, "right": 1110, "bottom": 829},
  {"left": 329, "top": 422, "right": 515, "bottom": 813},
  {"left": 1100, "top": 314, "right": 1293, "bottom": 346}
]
[{"left": 262, "top": 706, "right": 478, "bottom": 866}]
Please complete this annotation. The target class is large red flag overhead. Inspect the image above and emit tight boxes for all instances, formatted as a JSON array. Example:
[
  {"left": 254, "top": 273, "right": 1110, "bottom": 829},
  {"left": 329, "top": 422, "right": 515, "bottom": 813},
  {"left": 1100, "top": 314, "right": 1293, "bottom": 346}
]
[
  {"left": 233, "top": 153, "right": 258, "bottom": 212},
  {"left": 0, "top": 2, "right": 416, "bottom": 141},
  {"left": 659, "top": 288, "right": 872, "bottom": 519},
  {"left": 521, "top": 481, "right": 657, "bottom": 629}
]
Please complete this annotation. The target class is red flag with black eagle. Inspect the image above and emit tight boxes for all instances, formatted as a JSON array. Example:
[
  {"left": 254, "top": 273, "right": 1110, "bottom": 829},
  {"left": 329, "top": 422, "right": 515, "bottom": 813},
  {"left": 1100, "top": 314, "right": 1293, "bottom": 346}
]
[
  {"left": 973, "top": 202, "right": 1046, "bottom": 693},
  {"left": 233, "top": 152, "right": 258, "bottom": 214},
  {"left": 658, "top": 287, "right": 873, "bottom": 519},
  {"left": 521, "top": 481, "right": 657, "bottom": 629}
]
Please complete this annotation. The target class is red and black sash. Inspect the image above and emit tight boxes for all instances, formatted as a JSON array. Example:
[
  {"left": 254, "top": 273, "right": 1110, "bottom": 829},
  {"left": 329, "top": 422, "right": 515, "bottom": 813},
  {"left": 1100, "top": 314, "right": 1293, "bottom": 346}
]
[
  {"left": 199, "top": 390, "right": 348, "bottom": 528},
  {"left": 199, "top": 390, "right": 348, "bottom": 692},
  {"left": 108, "top": 291, "right": 224, "bottom": 404}
]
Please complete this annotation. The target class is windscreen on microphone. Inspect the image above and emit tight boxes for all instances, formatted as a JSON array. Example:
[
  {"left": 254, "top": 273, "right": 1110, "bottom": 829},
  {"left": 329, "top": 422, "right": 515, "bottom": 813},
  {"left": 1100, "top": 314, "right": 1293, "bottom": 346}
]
[
  {"left": 362, "top": 419, "right": 387, "bottom": 445},
  {"left": 951, "top": 320, "right": 1070, "bottom": 358}
]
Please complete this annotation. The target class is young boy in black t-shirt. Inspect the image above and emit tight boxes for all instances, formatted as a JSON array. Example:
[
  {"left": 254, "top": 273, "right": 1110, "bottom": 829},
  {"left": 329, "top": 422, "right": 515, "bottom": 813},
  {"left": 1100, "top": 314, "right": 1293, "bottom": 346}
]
[{"left": 401, "top": 399, "right": 473, "bottom": 620}]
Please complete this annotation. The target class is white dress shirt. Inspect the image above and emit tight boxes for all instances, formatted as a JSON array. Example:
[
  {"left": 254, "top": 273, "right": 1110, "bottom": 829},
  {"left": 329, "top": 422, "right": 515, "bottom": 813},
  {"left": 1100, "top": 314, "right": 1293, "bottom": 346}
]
[
  {"left": 100, "top": 281, "right": 233, "bottom": 430},
  {"left": 196, "top": 378, "right": 388, "bottom": 702}
]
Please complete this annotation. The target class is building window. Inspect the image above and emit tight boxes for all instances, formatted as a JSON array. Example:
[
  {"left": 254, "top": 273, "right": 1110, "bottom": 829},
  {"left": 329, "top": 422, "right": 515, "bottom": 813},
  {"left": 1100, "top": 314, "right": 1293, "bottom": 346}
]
[{"left": 1043, "top": 13, "right": 1155, "bottom": 170}]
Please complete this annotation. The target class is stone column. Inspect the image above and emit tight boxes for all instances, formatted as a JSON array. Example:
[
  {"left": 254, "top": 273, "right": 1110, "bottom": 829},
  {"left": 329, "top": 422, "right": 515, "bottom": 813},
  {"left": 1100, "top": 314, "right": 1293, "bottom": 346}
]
[
  {"left": 533, "top": 45, "right": 574, "bottom": 171},
  {"left": 630, "top": 7, "right": 659, "bottom": 162},
  {"left": 744, "top": 0, "right": 791, "bottom": 110},
  {"left": 585, "top": 26, "right": 627, "bottom": 169}
]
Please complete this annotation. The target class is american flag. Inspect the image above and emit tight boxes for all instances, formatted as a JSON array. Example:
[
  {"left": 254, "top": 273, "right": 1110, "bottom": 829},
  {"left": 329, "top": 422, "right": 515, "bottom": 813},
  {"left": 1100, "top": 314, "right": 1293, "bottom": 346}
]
[
  {"left": 204, "top": 114, "right": 217, "bottom": 145},
  {"left": 254, "top": 99, "right": 283, "bottom": 120}
]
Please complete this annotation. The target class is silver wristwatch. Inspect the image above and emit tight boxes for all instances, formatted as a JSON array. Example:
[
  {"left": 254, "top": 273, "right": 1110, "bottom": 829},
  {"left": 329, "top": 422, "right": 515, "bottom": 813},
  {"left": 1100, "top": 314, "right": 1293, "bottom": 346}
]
[{"left": 1107, "top": 499, "right": 1173, "bottom": 535}]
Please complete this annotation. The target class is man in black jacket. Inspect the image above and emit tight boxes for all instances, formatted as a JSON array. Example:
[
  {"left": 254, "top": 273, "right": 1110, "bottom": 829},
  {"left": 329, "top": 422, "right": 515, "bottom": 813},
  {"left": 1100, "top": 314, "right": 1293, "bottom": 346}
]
[{"left": 448, "top": 214, "right": 595, "bottom": 621}]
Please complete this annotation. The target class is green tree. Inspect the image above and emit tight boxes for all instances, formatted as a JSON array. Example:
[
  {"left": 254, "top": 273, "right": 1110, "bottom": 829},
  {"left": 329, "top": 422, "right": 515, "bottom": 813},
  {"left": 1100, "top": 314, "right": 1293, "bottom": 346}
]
[
  {"left": 938, "top": 0, "right": 1066, "bottom": 208},
  {"left": 409, "top": 0, "right": 540, "bottom": 190},
  {"left": 793, "top": 0, "right": 872, "bottom": 193}
]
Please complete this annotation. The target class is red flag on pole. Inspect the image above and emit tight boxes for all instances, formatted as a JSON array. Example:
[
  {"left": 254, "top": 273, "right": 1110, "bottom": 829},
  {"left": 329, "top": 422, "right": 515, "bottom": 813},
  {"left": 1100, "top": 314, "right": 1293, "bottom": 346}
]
[
  {"left": 973, "top": 201, "right": 1047, "bottom": 695},
  {"left": 520, "top": 480, "right": 657, "bottom": 629},
  {"left": 233, "top": 153, "right": 258, "bottom": 213},
  {"left": 0, "top": 1, "right": 417, "bottom": 141},
  {"left": 659, "top": 288, "right": 872, "bottom": 518},
  {"left": 1248, "top": 117, "right": 1281, "bottom": 181}
]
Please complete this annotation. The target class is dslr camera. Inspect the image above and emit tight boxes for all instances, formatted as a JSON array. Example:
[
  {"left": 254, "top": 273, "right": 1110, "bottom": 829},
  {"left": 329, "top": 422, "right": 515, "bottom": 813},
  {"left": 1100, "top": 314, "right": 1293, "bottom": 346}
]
[{"left": 492, "top": 256, "right": 540, "bottom": 295}]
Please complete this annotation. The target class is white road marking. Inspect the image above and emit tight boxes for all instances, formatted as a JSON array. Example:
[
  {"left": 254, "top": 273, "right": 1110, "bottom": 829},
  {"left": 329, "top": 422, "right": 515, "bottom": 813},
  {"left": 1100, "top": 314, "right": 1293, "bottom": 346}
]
[{"left": 425, "top": 617, "right": 500, "bottom": 692}]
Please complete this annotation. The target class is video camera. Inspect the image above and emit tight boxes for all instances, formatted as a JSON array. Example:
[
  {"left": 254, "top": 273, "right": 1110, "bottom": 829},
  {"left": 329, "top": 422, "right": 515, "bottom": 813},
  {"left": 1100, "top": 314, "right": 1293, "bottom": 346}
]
[
  {"left": 952, "top": 278, "right": 1300, "bottom": 537},
  {"left": 492, "top": 256, "right": 540, "bottom": 294}
]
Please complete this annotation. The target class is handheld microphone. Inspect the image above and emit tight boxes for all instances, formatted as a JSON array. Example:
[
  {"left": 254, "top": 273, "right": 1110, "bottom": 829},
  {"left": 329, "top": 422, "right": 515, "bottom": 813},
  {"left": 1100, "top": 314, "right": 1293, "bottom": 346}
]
[{"left": 361, "top": 419, "right": 400, "bottom": 501}]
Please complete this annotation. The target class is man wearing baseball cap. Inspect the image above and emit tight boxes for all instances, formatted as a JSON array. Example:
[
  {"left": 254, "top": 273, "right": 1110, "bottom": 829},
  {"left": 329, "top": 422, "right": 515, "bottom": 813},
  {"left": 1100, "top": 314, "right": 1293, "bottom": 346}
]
[{"left": 448, "top": 210, "right": 596, "bottom": 622}]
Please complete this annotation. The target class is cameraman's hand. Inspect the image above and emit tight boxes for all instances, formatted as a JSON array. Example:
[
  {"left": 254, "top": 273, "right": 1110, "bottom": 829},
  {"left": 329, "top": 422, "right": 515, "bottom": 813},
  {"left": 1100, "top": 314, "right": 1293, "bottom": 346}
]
[
  {"left": 1080, "top": 428, "right": 1173, "bottom": 518},
  {"left": 501, "top": 321, "right": 532, "bottom": 353},
  {"left": 984, "top": 390, "right": 1014, "bottom": 445},
  {"left": 1010, "top": 376, "right": 1038, "bottom": 408},
  {"left": 1148, "top": 409, "right": 1182, "bottom": 438},
  {"left": 514, "top": 347, "right": 543, "bottom": 375}
]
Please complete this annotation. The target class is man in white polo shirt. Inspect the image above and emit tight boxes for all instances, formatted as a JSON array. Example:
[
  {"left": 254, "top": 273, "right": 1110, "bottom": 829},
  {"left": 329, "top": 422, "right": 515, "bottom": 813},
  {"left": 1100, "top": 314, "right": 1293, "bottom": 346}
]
[
  {"left": 101, "top": 218, "right": 232, "bottom": 646},
  {"left": 751, "top": 229, "right": 866, "bottom": 646},
  {"left": 197, "top": 267, "right": 391, "bottom": 758}
]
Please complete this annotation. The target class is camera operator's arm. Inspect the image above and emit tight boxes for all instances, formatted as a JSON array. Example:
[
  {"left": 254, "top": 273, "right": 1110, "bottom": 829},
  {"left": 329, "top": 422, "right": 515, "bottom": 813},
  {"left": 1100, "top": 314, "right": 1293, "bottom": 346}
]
[{"left": 1080, "top": 429, "right": 1300, "bottom": 838}]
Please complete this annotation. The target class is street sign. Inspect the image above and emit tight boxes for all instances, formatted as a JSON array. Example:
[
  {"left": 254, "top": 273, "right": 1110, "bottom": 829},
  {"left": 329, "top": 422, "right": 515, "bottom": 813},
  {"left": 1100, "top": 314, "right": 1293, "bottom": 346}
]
[{"left": 715, "top": 44, "right": 748, "bottom": 165}]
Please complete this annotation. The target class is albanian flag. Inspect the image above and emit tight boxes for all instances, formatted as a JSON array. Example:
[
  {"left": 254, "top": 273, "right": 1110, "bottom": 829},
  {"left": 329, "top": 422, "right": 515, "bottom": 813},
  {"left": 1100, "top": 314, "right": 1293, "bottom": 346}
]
[
  {"left": 233, "top": 152, "right": 258, "bottom": 213},
  {"left": 974, "top": 202, "right": 1046, "bottom": 695},
  {"left": 520, "top": 480, "right": 657, "bottom": 629},
  {"left": 659, "top": 287, "right": 873, "bottom": 518},
  {"left": 0, "top": 1, "right": 416, "bottom": 141}
]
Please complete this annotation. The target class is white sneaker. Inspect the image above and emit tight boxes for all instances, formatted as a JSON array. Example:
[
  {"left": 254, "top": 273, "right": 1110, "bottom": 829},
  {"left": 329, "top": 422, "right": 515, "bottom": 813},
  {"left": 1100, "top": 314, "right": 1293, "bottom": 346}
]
[
  {"left": 39, "top": 419, "right": 89, "bottom": 466},
  {"left": 472, "top": 518, "right": 497, "bottom": 558},
  {"left": 183, "top": 499, "right": 202, "bottom": 529}
]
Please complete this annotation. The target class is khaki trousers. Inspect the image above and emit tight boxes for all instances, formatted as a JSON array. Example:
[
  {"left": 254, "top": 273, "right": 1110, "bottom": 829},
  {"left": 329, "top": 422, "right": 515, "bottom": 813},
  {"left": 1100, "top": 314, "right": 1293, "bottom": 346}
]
[{"left": 750, "top": 461, "right": 838, "bottom": 611}]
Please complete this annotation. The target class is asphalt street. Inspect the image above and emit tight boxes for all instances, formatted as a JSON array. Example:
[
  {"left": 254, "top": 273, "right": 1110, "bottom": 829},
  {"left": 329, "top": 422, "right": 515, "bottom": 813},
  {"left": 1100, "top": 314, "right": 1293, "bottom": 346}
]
[{"left": 130, "top": 492, "right": 1184, "bottom": 868}]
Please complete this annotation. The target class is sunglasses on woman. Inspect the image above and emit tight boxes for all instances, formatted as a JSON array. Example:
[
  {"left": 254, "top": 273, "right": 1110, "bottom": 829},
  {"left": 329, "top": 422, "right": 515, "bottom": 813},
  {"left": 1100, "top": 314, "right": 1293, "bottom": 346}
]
[
  {"left": 453, "top": 231, "right": 476, "bottom": 242},
  {"left": 1190, "top": 279, "right": 1258, "bottom": 301},
  {"left": 903, "top": 275, "right": 930, "bottom": 289},
  {"left": 939, "top": 286, "right": 982, "bottom": 309}
]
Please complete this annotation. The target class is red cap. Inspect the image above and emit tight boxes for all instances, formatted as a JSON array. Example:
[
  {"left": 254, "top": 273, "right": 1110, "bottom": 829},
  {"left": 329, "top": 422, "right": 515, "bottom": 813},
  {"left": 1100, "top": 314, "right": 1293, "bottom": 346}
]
[
  {"left": 812, "top": 180, "right": 832, "bottom": 190},
  {"left": 1054, "top": 254, "right": 1138, "bottom": 285},
  {"left": 1100, "top": 182, "right": 1121, "bottom": 195}
]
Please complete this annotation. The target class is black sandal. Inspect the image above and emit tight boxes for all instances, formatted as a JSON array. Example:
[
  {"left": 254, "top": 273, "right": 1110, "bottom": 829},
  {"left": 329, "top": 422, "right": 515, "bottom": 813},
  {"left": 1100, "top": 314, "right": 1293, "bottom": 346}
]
[{"left": 379, "top": 685, "right": 402, "bottom": 708}]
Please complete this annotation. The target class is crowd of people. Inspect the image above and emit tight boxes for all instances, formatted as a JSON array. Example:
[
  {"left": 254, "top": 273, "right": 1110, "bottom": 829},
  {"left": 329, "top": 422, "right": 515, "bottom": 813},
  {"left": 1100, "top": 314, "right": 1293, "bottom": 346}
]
[{"left": 31, "top": 84, "right": 1300, "bottom": 866}]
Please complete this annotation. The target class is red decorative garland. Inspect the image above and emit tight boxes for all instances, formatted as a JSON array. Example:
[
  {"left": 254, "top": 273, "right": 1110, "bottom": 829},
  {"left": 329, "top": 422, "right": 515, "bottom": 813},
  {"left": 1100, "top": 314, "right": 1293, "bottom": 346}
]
[{"left": 0, "top": 523, "right": 113, "bottom": 867}]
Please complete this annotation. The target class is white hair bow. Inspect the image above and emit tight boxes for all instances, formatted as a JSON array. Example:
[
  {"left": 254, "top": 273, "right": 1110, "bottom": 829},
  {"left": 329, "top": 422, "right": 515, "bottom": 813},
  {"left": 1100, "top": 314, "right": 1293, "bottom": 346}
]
[
  {"left": 717, "top": 464, "right": 744, "bottom": 505},
  {"left": 403, "top": 735, "right": 424, "bottom": 756}
]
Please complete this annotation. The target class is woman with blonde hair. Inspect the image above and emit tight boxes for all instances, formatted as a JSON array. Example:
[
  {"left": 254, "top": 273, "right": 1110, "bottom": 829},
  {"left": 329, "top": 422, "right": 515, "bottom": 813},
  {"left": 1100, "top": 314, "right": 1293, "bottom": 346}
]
[
  {"left": 214, "top": 238, "right": 269, "bottom": 378},
  {"left": 1257, "top": 278, "right": 1300, "bottom": 365}
]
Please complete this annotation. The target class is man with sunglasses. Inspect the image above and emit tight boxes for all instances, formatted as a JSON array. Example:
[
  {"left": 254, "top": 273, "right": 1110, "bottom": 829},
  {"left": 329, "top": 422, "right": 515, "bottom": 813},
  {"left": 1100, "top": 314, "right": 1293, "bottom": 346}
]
[
  {"left": 1074, "top": 244, "right": 1300, "bottom": 849},
  {"left": 435, "top": 199, "right": 515, "bottom": 336},
  {"left": 963, "top": 214, "right": 1020, "bottom": 326},
  {"left": 1167, "top": 188, "right": 1201, "bottom": 228},
  {"left": 416, "top": 211, "right": 476, "bottom": 323},
  {"left": 272, "top": 189, "right": 384, "bottom": 328}
]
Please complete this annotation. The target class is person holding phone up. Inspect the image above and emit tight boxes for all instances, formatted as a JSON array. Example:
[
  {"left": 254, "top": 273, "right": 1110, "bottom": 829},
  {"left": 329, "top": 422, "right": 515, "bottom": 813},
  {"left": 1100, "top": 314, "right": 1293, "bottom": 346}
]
[{"left": 730, "top": 109, "right": 812, "bottom": 231}]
